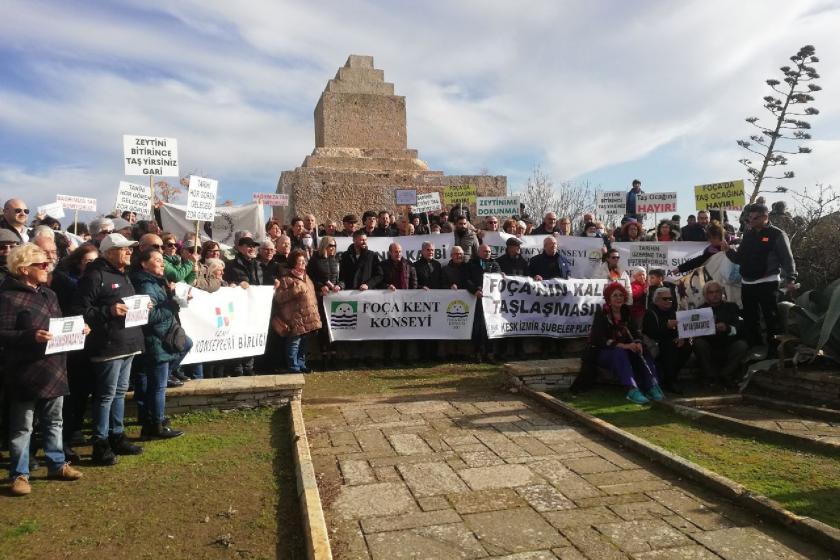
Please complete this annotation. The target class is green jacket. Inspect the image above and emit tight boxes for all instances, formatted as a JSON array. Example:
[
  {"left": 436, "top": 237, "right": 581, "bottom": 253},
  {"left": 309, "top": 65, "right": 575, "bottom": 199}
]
[{"left": 163, "top": 254, "right": 195, "bottom": 284}]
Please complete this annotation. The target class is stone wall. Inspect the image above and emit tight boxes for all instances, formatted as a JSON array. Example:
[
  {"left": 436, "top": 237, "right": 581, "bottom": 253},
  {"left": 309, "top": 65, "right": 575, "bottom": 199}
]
[{"left": 749, "top": 368, "right": 840, "bottom": 408}]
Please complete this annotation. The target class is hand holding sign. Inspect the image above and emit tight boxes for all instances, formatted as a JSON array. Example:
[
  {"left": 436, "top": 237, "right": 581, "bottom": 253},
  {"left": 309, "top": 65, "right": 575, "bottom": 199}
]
[
  {"left": 676, "top": 307, "right": 716, "bottom": 338},
  {"left": 123, "top": 295, "right": 152, "bottom": 327},
  {"left": 45, "top": 316, "right": 87, "bottom": 355}
]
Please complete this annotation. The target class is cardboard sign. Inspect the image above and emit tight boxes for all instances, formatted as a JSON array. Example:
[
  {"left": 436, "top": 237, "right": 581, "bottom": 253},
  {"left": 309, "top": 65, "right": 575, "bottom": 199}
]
[
  {"left": 252, "top": 193, "right": 289, "bottom": 206},
  {"left": 44, "top": 316, "right": 86, "bottom": 355},
  {"left": 56, "top": 195, "right": 97, "bottom": 212},
  {"left": 694, "top": 180, "right": 745, "bottom": 211},
  {"left": 395, "top": 188, "right": 418, "bottom": 206},
  {"left": 123, "top": 295, "right": 151, "bottom": 328},
  {"left": 476, "top": 196, "right": 520, "bottom": 218},
  {"left": 37, "top": 201, "right": 65, "bottom": 219},
  {"left": 185, "top": 175, "right": 218, "bottom": 222},
  {"left": 444, "top": 184, "right": 477, "bottom": 205},
  {"left": 123, "top": 135, "right": 179, "bottom": 177},
  {"left": 636, "top": 192, "right": 677, "bottom": 214},
  {"left": 676, "top": 307, "right": 716, "bottom": 338},
  {"left": 116, "top": 181, "right": 152, "bottom": 216},
  {"left": 596, "top": 191, "right": 625, "bottom": 214},
  {"left": 410, "top": 192, "right": 442, "bottom": 214}
]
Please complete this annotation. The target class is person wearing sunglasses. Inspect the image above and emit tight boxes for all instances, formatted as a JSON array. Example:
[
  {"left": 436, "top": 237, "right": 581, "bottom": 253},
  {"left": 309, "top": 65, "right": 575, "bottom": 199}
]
[
  {"left": 0, "top": 229, "right": 21, "bottom": 282},
  {"left": 642, "top": 287, "right": 691, "bottom": 394},
  {"left": 1, "top": 198, "right": 31, "bottom": 243},
  {"left": 89, "top": 217, "right": 115, "bottom": 246},
  {"left": 0, "top": 243, "right": 88, "bottom": 496},
  {"left": 160, "top": 233, "right": 195, "bottom": 285}
]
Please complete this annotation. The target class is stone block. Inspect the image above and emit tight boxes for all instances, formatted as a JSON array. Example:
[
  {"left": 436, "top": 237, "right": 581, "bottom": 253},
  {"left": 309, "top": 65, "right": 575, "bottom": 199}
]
[{"left": 463, "top": 508, "right": 569, "bottom": 554}]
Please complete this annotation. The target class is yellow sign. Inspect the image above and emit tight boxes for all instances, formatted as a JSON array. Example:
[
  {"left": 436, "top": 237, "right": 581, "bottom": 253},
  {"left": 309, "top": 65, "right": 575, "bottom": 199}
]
[
  {"left": 694, "top": 180, "right": 745, "bottom": 211},
  {"left": 444, "top": 184, "right": 477, "bottom": 206}
]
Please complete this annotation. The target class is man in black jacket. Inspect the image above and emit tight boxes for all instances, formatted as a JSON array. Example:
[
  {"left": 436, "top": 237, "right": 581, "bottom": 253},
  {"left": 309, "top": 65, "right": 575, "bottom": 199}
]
[
  {"left": 496, "top": 237, "right": 529, "bottom": 276},
  {"left": 532, "top": 212, "right": 561, "bottom": 235},
  {"left": 725, "top": 203, "right": 796, "bottom": 356},
  {"left": 73, "top": 233, "right": 144, "bottom": 464},
  {"left": 642, "top": 288, "right": 690, "bottom": 393},
  {"left": 339, "top": 231, "right": 383, "bottom": 290},
  {"left": 413, "top": 241, "right": 443, "bottom": 289},
  {"left": 1, "top": 198, "right": 31, "bottom": 242},
  {"left": 528, "top": 236, "right": 572, "bottom": 280},
  {"left": 692, "top": 281, "right": 749, "bottom": 387},
  {"left": 225, "top": 233, "right": 263, "bottom": 287},
  {"left": 468, "top": 244, "right": 501, "bottom": 362}
]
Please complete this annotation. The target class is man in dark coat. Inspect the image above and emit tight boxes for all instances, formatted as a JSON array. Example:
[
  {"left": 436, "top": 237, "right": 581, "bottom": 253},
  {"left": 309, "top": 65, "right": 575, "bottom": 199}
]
[
  {"left": 642, "top": 287, "right": 690, "bottom": 393},
  {"left": 680, "top": 211, "right": 709, "bottom": 242},
  {"left": 380, "top": 242, "right": 417, "bottom": 363},
  {"left": 496, "top": 237, "right": 529, "bottom": 276},
  {"left": 224, "top": 233, "right": 263, "bottom": 286},
  {"left": 339, "top": 231, "right": 383, "bottom": 290},
  {"left": 692, "top": 281, "right": 749, "bottom": 386},
  {"left": 414, "top": 241, "right": 443, "bottom": 289},
  {"left": 528, "top": 236, "right": 572, "bottom": 280},
  {"left": 532, "top": 212, "right": 562, "bottom": 235},
  {"left": 467, "top": 244, "right": 501, "bottom": 362},
  {"left": 1, "top": 198, "right": 31, "bottom": 242},
  {"left": 72, "top": 233, "right": 145, "bottom": 464}
]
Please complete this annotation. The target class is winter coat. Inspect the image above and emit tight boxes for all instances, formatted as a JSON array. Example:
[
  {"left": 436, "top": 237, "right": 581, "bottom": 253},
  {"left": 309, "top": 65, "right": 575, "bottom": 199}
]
[
  {"left": 163, "top": 254, "right": 195, "bottom": 284},
  {"left": 630, "top": 281, "right": 647, "bottom": 321},
  {"left": 589, "top": 304, "right": 641, "bottom": 349},
  {"left": 224, "top": 252, "right": 263, "bottom": 286},
  {"left": 496, "top": 253, "right": 530, "bottom": 277},
  {"left": 381, "top": 257, "right": 418, "bottom": 289},
  {"left": 307, "top": 254, "right": 344, "bottom": 292},
  {"left": 71, "top": 257, "right": 145, "bottom": 360},
  {"left": 130, "top": 269, "right": 182, "bottom": 364},
  {"left": 0, "top": 276, "right": 68, "bottom": 400},
  {"left": 51, "top": 268, "right": 83, "bottom": 315},
  {"left": 642, "top": 305, "right": 679, "bottom": 345},
  {"left": 192, "top": 261, "right": 223, "bottom": 293},
  {"left": 528, "top": 252, "right": 572, "bottom": 280},
  {"left": 264, "top": 254, "right": 290, "bottom": 287},
  {"left": 339, "top": 248, "right": 383, "bottom": 289},
  {"left": 453, "top": 228, "right": 480, "bottom": 260},
  {"left": 532, "top": 224, "right": 560, "bottom": 235},
  {"left": 467, "top": 257, "right": 500, "bottom": 294},
  {"left": 698, "top": 302, "right": 745, "bottom": 345},
  {"left": 273, "top": 270, "right": 322, "bottom": 336},
  {"left": 680, "top": 224, "right": 708, "bottom": 242},
  {"left": 413, "top": 258, "right": 444, "bottom": 289},
  {"left": 0, "top": 217, "right": 28, "bottom": 243},
  {"left": 442, "top": 261, "right": 470, "bottom": 290},
  {"left": 726, "top": 224, "right": 796, "bottom": 283}
]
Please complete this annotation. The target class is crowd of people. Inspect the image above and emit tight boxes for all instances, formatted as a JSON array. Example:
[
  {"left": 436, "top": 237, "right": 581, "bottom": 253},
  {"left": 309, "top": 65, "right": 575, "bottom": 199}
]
[{"left": 0, "top": 181, "right": 797, "bottom": 496}]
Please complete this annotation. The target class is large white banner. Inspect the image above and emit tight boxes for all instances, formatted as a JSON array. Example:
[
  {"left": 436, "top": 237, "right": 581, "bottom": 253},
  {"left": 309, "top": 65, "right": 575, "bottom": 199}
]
[
  {"left": 481, "top": 232, "right": 604, "bottom": 278},
  {"left": 612, "top": 242, "right": 708, "bottom": 271},
  {"left": 160, "top": 202, "right": 264, "bottom": 245},
  {"left": 324, "top": 289, "right": 475, "bottom": 341},
  {"left": 482, "top": 273, "right": 608, "bottom": 339},
  {"left": 335, "top": 233, "right": 455, "bottom": 264},
  {"left": 179, "top": 285, "right": 275, "bottom": 365}
]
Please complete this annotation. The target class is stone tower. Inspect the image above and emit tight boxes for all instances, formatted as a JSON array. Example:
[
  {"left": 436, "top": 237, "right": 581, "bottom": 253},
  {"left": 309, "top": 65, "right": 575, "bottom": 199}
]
[{"left": 275, "top": 55, "right": 506, "bottom": 223}]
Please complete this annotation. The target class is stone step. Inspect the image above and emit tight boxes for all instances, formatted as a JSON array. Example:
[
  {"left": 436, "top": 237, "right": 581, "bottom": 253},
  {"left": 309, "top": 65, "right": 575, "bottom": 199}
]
[
  {"left": 505, "top": 358, "right": 582, "bottom": 378},
  {"left": 326, "top": 79, "right": 394, "bottom": 95}
]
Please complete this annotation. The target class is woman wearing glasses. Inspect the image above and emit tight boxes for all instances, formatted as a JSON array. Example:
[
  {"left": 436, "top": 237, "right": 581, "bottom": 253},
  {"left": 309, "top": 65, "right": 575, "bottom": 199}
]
[
  {"left": 306, "top": 236, "right": 343, "bottom": 368},
  {"left": 160, "top": 233, "right": 195, "bottom": 284}
]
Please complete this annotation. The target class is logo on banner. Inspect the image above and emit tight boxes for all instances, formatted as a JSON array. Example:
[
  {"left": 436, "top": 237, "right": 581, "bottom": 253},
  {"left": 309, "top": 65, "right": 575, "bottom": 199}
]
[
  {"left": 215, "top": 302, "right": 235, "bottom": 328},
  {"left": 330, "top": 301, "right": 358, "bottom": 328},
  {"left": 204, "top": 212, "right": 237, "bottom": 245},
  {"left": 446, "top": 300, "right": 470, "bottom": 328}
]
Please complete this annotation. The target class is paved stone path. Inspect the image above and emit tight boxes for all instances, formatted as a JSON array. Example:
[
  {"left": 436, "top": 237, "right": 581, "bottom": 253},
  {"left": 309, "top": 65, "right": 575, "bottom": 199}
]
[
  {"left": 707, "top": 403, "right": 840, "bottom": 445},
  {"left": 306, "top": 393, "right": 830, "bottom": 559}
]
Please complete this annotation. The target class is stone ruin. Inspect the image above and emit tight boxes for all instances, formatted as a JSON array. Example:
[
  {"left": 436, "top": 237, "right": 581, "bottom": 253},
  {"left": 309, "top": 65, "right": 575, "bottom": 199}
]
[{"left": 275, "top": 55, "right": 506, "bottom": 223}]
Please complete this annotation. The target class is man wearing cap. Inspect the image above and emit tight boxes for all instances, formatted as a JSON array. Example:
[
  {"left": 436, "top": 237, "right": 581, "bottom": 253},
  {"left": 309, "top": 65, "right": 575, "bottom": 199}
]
[
  {"left": 1, "top": 198, "right": 31, "bottom": 242},
  {"left": 528, "top": 236, "right": 572, "bottom": 281},
  {"left": 337, "top": 214, "right": 358, "bottom": 237},
  {"left": 73, "top": 233, "right": 145, "bottom": 465},
  {"left": 111, "top": 217, "right": 134, "bottom": 239},
  {"left": 497, "top": 237, "right": 529, "bottom": 276},
  {"left": 224, "top": 231, "right": 262, "bottom": 287}
]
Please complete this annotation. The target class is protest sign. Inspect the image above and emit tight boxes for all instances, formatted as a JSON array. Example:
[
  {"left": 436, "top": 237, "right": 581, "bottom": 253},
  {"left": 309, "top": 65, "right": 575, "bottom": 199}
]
[
  {"left": 410, "top": 192, "right": 442, "bottom": 214},
  {"left": 481, "top": 232, "right": 604, "bottom": 278},
  {"left": 335, "top": 233, "right": 454, "bottom": 264},
  {"left": 596, "top": 191, "right": 625, "bottom": 215},
  {"left": 116, "top": 181, "right": 152, "bottom": 216},
  {"left": 324, "top": 289, "right": 475, "bottom": 341},
  {"left": 252, "top": 193, "right": 289, "bottom": 206},
  {"left": 444, "top": 184, "right": 477, "bottom": 205},
  {"left": 185, "top": 176, "right": 218, "bottom": 222},
  {"left": 482, "top": 274, "right": 608, "bottom": 338},
  {"left": 636, "top": 192, "right": 677, "bottom": 214},
  {"left": 44, "top": 316, "right": 86, "bottom": 355},
  {"left": 123, "top": 135, "right": 179, "bottom": 177},
  {"left": 476, "top": 196, "right": 520, "bottom": 218},
  {"left": 123, "top": 295, "right": 151, "bottom": 328},
  {"left": 177, "top": 284, "right": 274, "bottom": 365},
  {"left": 37, "top": 201, "right": 65, "bottom": 219},
  {"left": 395, "top": 188, "right": 417, "bottom": 206},
  {"left": 694, "top": 180, "right": 745, "bottom": 211},
  {"left": 160, "top": 202, "right": 263, "bottom": 245},
  {"left": 612, "top": 241, "right": 708, "bottom": 271},
  {"left": 676, "top": 307, "right": 716, "bottom": 338},
  {"left": 56, "top": 195, "right": 97, "bottom": 212}
]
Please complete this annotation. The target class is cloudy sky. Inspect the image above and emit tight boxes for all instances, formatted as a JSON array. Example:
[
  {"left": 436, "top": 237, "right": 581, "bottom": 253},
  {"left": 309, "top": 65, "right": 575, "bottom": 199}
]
[{"left": 2, "top": 0, "right": 839, "bottom": 223}]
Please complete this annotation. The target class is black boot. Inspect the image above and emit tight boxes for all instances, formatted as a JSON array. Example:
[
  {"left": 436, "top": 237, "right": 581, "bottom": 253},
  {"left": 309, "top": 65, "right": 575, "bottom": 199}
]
[
  {"left": 146, "top": 422, "right": 184, "bottom": 439},
  {"left": 109, "top": 433, "right": 143, "bottom": 455},
  {"left": 92, "top": 439, "right": 118, "bottom": 466}
]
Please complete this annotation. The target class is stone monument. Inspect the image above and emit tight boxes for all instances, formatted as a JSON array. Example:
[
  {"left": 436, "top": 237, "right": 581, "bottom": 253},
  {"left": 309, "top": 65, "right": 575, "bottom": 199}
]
[{"left": 275, "top": 55, "right": 506, "bottom": 223}]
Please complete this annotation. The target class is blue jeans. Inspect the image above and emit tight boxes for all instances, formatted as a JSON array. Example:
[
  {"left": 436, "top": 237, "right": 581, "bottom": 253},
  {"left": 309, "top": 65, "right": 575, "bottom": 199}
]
[
  {"left": 285, "top": 335, "right": 307, "bottom": 372},
  {"left": 597, "top": 347, "right": 658, "bottom": 391},
  {"left": 92, "top": 356, "right": 134, "bottom": 441},
  {"left": 144, "top": 337, "right": 193, "bottom": 424},
  {"left": 9, "top": 397, "right": 66, "bottom": 478}
]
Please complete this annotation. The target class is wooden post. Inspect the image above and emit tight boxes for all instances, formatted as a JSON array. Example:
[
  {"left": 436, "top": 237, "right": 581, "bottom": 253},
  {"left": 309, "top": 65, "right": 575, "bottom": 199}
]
[
  {"left": 149, "top": 175, "right": 155, "bottom": 205},
  {"left": 195, "top": 219, "right": 201, "bottom": 244}
]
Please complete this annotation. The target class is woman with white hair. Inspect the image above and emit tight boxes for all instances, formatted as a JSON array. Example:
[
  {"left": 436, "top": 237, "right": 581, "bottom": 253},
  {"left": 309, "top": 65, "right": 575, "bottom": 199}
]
[{"left": 0, "top": 244, "right": 88, "bottom": 495}]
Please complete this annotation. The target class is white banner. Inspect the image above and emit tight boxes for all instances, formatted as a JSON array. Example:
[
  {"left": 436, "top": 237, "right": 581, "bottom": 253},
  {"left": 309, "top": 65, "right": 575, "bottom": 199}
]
[
  {"left": 160, "top": 202, "right": 264, "bottom": 246},
  {"left": 612, "top": 242, "right": 707, "bottom": 271},
  {"left": 123, "top": 135, "right": 179, "bottom": 177},
  {"left": 179, "top": 285, "right": 274, "bottom": 365},
  {"left": 476, "top": 196, "right": 520, "bottom": 218},
  {"left": 45, "top": 316, "right": 86, "bottom": 355},
  {"left": 482, "top": 274, "right": 607, "bottom": 338},
  {"left": 116, "top": 181, "right": 152, "bottom": 216},
  {"left": 636, "top": 192, "right": 677, "bottom": 214},
  {"left": 252, "top": 192, "right": 289, "bottom": 206},
  {"left": 481, "top": 232, "right": 604, "bottom": 278},
  {"left": 676, "top": 307, "right": 715, "bottom": 338},
  {"left": 185, "top": 175, "right": 218, "bottom": 222},
  {"left": 324, "top": 289, "right": 475, "bottom": 341},
  {"left": 335, "top": 233, "right": 455, "bottom": 264},
  {"left": 596, "top": 191, "right": 625, "bottom": 214},
  {"left": 410, "top": 192, "right": 442, "bottom": 214},
  {"left": 56, "top": 195, "right": 97, "bottom": 212},
  {"left": 123, "top": 295, "right": 151, "bottom": 328},
  {"left": 37, "top": 201, "right": 65, "bottom": 219}
]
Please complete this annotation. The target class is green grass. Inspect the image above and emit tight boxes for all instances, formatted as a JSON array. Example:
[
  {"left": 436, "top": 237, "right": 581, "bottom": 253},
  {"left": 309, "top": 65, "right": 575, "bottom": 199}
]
[{"left": 562, "top": 388, "right": 840, "bottom": 528}]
